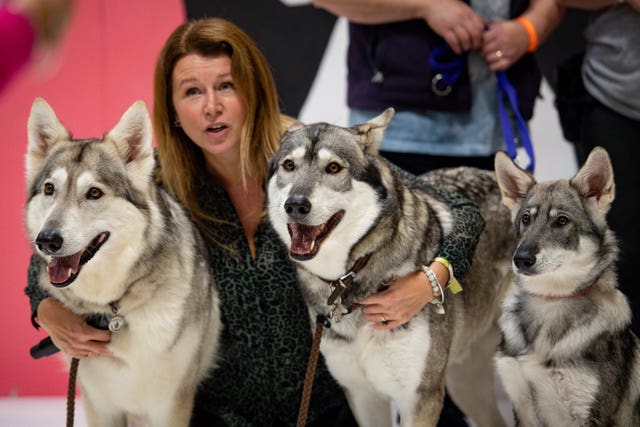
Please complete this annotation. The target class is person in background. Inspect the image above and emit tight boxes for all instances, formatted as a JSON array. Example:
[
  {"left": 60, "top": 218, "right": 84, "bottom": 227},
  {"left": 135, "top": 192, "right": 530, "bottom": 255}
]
[
  {"left": 0, "top": 0, "right": 73, "bottom": 93},
  {"left": 311, "top": 0, "right": 564, "bottom": 175},
  {"left": 26, "top": 17, "right": 486, "bottom": 426},
  {"left": 556, "top": 0, "right": 640, "bottom": 336}
]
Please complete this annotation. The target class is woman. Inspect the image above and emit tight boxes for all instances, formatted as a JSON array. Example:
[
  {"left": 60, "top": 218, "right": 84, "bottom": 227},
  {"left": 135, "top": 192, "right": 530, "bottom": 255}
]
[{"left": 26, "top": 17, "right": 484, "bottom": 426}]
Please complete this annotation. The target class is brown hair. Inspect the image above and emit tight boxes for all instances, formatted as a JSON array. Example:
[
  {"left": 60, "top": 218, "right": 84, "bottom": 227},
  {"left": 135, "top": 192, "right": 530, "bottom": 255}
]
[{"left": 153, "top": 18, "right": 283, "bottom": 238}]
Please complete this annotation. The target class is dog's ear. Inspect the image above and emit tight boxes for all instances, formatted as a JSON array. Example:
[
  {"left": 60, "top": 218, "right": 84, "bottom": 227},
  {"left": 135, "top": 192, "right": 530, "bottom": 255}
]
[
  {"left": 26, "top": 98, "right": 71, "bottom": 186},
  {"left": 105, "top": 100, "right": 154, "bottom": 181},
  {"left": 353, "top": 108, "right": 394, "bottom": 155},
  {"left": 494, "top": 151, "right": 536, "bottom": 210},
  {"left": 570, "top": 146, "right": 615, "bottom": 213}
]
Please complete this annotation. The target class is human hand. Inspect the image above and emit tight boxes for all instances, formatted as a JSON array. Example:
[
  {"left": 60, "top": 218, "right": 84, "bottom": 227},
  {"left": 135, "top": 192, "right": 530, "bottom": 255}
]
[
  {"left": 12, "top": 0, "right": 73, "bottom": 44},
  {"left": 420, "top": 0, "right": 486, "bottom": 54},
  {"left": 481, "top": 20, "right": 530, "bottom": 71},
  {"left": 358, "top": 259, "right": 448, "bottom": 330},
  {"left": 627, "top": 0, "right": 640, "bottom": 12},
  {"left": 37, "top": 298, "right": 111, "bottom": 359}
]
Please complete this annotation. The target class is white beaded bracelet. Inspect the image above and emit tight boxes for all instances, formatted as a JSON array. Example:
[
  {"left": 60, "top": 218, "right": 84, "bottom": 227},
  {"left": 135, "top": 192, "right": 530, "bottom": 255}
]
[{"left": 421, "top": 265, "right": 445, "bottom": 315}]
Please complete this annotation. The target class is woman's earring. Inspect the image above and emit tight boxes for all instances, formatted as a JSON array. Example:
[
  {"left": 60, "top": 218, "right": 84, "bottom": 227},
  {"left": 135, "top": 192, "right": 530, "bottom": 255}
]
[{"left": 173, "top": 120, "right": 181, "bottom": 128}]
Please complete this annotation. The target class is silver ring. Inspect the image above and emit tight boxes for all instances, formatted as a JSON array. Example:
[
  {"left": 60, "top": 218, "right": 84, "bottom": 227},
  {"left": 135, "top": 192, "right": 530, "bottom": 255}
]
[{"left": 495, "top": 49, "right": 504, "bottom": 58}]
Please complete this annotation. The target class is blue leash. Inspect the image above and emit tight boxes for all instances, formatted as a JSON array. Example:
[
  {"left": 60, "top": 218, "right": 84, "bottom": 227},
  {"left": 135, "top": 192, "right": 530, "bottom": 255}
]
[
  {"left": 429, "top": 45, "right": 535, "bottom": 172},
  {"left": 496, "top": 71, "right": 535, "bottom": 171}
]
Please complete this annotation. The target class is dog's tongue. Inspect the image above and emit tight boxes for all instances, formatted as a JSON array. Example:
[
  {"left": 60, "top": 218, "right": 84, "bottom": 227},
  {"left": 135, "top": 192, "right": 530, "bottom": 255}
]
[
  {"left": 47, "top": 252, "right": 82, "bottom": 284},
  {"left": 287, "top": 223, "right": 322, "bottom": 256}
]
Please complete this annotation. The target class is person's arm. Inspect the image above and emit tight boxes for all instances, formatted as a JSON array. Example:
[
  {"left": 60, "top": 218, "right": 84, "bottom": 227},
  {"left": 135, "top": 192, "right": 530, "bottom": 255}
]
[
  {"left": 483, "top": 0, "right": 565, "bottom": 71},
  {"left": 311, "top": 0, "right": 431, "bottom": 24},
  {"left": 558, "top": 0, "right": 639, "bottom": 10},
  {"left": 0, "top": 4, "right": 36, "bottom": 92},
  {"left": 0, "top": 0, "right": 73, "bottom": 93},
  {"left": 360, "top": 165, "right": 484, "bottom": 330},
  {"left": 312, "top": 0, "right": 486, "bottom": 54},
  {"left": 25, "top": 254, "right": 111, "bottom": 359}
]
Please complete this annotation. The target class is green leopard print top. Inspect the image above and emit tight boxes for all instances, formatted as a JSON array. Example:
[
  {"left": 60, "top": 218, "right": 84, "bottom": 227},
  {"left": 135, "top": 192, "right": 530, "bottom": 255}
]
[{"left": 25, "top": 160, "right": 484, "bottom": 427}]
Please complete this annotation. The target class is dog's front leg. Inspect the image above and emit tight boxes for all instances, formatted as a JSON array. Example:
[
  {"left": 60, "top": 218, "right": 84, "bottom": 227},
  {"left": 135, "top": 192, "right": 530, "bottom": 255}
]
[
  {"left": 346, "top": 387, "right": 393, "bottom": 427},
  {"left": 82, "top": 395, "right": 127, "bottom": 427}
]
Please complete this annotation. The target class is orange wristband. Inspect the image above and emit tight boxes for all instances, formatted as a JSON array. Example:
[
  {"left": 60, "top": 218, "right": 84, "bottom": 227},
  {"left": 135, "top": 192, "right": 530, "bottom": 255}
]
[{"left": 516, "top": 16, "right": 539, "bottom": 53}]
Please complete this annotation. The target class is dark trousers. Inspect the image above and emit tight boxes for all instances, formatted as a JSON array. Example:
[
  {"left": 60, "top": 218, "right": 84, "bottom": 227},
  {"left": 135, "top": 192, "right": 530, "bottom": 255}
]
[{"left": 574, "top": 94, "right": 640, "bottom": 336}]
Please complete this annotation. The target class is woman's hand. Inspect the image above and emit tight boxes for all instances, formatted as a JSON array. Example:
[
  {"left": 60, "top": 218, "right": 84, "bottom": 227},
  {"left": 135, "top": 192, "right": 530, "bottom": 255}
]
[
  {"left": 37, "top": 297, "right": 112, "bottom": 359},
  {"left": 359, "top": 262, "right": 449, "bottom": 331},
  {"left": 482, "top": 20, "right": 530, "bottom": 71},
  {"left": 420, "top": 0, "right": 486, "bottom": 54}
]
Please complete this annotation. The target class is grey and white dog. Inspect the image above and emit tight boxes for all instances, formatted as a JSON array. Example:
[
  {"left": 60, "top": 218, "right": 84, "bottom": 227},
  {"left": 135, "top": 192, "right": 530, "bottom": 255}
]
[
  {"left": 494, "top": 147, "right": 640, "bottom": 426},
  {"left": 267, "top": 109, "right": 514, "bottom": 427},
  {"left": 25, "top": 98, "right": 221, "bottom": 427}
]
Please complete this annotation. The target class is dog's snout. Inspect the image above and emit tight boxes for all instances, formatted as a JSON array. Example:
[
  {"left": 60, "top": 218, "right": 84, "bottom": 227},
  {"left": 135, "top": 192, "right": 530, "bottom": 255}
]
[
  {"left": 284, "top": 195, "right": 311, "bottom": 220},
  {"left": 513, "top": 249, "right": 536, "bottom": 270},
  {"left": 35, "top": 229, "right": 64, "bottom": 254}
]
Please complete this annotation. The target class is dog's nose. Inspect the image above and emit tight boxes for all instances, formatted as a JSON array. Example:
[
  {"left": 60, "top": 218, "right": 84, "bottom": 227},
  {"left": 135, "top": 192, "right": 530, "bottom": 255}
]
[
  {"left": 513, "top": 250, "right": 536, "bottom": 270},
  {"left": 35, "top": 229, "right": 64, "bottom": 254},
  {"left": 284, "top": 195, "right": 311, "bottom": 220}
]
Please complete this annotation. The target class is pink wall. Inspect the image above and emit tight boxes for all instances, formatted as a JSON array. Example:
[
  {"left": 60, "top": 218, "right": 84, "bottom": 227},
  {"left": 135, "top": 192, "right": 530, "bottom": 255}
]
[{"left": 0, "top": 0, "right": 185, "bottom": 396}]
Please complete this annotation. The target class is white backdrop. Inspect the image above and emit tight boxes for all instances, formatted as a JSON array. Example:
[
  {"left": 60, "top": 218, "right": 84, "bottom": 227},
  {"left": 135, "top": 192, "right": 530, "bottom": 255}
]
[{"left": 299, "top": 18, "right": 578, "bottom": 182}]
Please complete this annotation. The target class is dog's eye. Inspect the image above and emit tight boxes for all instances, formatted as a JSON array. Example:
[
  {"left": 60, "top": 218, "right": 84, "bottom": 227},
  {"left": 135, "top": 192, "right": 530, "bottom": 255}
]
[
  {"left": 282, "top": 159, "right": 295, "bottom": 172},
  {"left": 521, "top": 212, "right": 530, "bottom": 226},
  {"left": 555, "top": 215, "right": 570, "bottom": 227},
  {"left": 326, "top": 162, "right": 343, "bottom": 174},
  {"left": 43, "top": 183, "right": 54, "bottom": 196},
  {"left": 86, "top": 187, "right": 103, "bottom": 200}
]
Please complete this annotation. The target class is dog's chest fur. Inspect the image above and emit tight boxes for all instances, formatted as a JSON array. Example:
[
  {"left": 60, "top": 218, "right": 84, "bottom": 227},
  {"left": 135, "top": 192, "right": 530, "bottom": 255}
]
[
  {"left": 496, "top": 287, "right": 640, "bottom": 425},
  {"left": 497, "top": 290, "right": 600, "bottom": 424},
  {"left": 322, "top": 309, "right": 432, "bottom": 403}
]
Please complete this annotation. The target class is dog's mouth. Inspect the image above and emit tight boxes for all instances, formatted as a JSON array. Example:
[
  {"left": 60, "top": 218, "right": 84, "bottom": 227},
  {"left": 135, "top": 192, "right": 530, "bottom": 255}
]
[
  {"left": 287, "top": 211, "right": 344, "bottom": 261},
  {"left": 47, "top": 232, "right": 110, "bottom": 288}
]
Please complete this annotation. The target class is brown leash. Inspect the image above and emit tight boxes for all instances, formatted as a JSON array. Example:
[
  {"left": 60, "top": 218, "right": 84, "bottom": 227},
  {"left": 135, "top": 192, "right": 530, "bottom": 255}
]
[
  {"left": 295, "top": 254, "right": 371, "bottom": 427},
  {"left": 66, "top": 358, "right": 79, "bottom": 427},
  {"left": 296, "top": 316, "right": 330, "bottom": 427}
]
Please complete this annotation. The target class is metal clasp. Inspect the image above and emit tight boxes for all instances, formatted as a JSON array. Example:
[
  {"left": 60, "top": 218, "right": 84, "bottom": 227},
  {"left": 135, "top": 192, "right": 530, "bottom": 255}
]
[
  {"left": 327, "top": 271, "right": 356, "bottom": 306},
  {"left": 431, "top": 73, "right": 452, "bottom": 96}
]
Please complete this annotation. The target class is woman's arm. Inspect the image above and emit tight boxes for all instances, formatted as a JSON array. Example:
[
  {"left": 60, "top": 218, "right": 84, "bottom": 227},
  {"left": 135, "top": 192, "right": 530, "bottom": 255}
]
[
  {"left": 25, "top": 254, "right": 111, "bottom": 359},
  {"left": 312, "top": 0, "right": 486, "bottom": 54},
  {"left": 360, "top": 165, "right": 484, "bottom": 330},
  {"left": 558, "top": 0, "right": 638, "bottom": 10},
  {"left": 483, "top": 0, "right": 566, "bottom": 71}
]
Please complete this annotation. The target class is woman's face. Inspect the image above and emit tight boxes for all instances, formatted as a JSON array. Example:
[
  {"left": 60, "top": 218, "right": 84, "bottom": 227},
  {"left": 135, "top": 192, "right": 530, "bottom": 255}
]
[{"left": 171, "top": 53, "right": 247, "bottom": 161}]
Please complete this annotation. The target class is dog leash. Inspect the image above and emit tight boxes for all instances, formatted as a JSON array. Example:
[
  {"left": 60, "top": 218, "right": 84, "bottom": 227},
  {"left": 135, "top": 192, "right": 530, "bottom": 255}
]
[
  {"left": 66, "top": 358, "right": 79, "bottom": 427},
  {"left": 30, "top": 312, "right": 116, "bottom": 427},
  {"left": 296, "top": 314, "right": 330, "bottom": 427},
  {"left": 30, "top": 339, "right": 79, "bottom": 427},
  {"left": 296, "top": 254, "right": 371, "bottom": 427},
  {"left": 429, "top": 44, "right": 535, "bottom": 172}
]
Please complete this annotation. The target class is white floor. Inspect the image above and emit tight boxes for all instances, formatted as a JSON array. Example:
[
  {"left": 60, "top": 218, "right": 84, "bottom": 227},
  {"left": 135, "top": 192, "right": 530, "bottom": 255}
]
[
  {"left": 0, "top": 395, "right": 513, "bottom": 427},
  {"left": 0, "top": 397, "right": 87, "bottom": 427}
]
